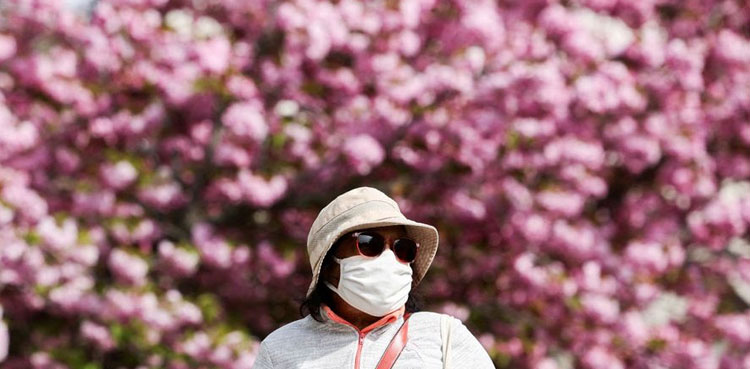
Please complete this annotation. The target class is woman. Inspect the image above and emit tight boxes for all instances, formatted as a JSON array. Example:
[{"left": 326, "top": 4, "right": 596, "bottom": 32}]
[{"left": 252, "top": 186, "right": 494, "bottom": 369}]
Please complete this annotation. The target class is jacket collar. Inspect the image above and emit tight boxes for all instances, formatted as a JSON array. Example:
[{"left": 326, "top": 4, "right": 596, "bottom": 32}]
[{"left": 321, "top": 303, "right": 405, "bottom": 334}]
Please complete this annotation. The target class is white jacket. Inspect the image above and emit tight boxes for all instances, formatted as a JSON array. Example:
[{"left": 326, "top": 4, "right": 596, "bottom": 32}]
[{"left": 251, "top": 304, "right": 495, "bottom": 369}]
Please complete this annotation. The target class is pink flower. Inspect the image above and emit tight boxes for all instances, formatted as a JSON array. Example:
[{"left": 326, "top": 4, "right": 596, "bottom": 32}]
[
  {"left": 514, "top": 212, "right": 551, "bottom": 243},
  {"left": 80, "top": 320, "right": 115, "bottom": 351},
  {"left": 536, "top": 358, "right": 559, "bottom": 369},
  {"left": 226, "top": 76, "right": 258, "bottom": 100},
  {"left": 137, "top": 182, "right": 186, "bottom": 211},
  {"left": 221, "top": 102, "right": 268, "bottom": 142},
  {"left": 0, "top": 34, "right": 16, "bottom": 61},
  {"left": 544, "top": 136, "right": 605, "bottom": 170},
  {"left": 620, "top": 310, "right": 650, "bottom": 348},
  {"left": 343, "top": 134, "right": 385, "bottom": 175},
  {"left": 192, "top": 223, "right": 233, "bottom": 268},
  {"left": 451, "top": 191, "right": 487, "bottom": 220},
  {"left": 536, "top": 189, "right": 586, "bottom": 217},
  {"left": 715, "top": 314, "right": 750, "bottom": 345},
  {"left": 178, "top": 332, "right": 211, "bottom": 358},
  {"left": 438, "top": 302, "right": 471, "bottom": 322},
  {"left": 158, "top": 240, "right": 199, "bottom": 277},
  {"left": 582, "top": 346, "right": 624, "bottom": 369},
  {"left": 1, "top": 185, "right": 48, "bottom": 222},
  {"left": 624, "top": 240, "right": 669, "bottom": 274},
  {"left": 539, "top": 4, "right": 574, "bottom": 37},
  {"left": 36, "top": 216, "right": 78, "bottom": 252},
  {"left": 73, "top": 190, "right": 116, "bottom": 216},
  {"left": 194, "top": 37, "right": 231, "bottom": 74},
  {"left": 305, "top": 22, "right": 332, "bottom": 61},
  {"left": 714, "top": 30, "right": 750, "bottom": 65},
  {"left": 108, "top": 249, "right": 149, "bottom": 286},
  {"left": 236, "top": 170, "right": 288, "bottom": 207},
  {"left": 101, "top": 161, "right": 138, "bottom": 190},
  {"left": 581, "top": 293, "right": 620, "bottom": 323},
  {"left": 173, "top": 300, "right": 202, "bottom": 326}
]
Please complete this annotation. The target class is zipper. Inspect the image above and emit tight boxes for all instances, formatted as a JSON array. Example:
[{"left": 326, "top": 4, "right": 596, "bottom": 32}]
[
  {"left": 355, "top": 332, "right": 366, "bottom": 369},
  {"left": 321, "top": 306, "right": 405, "bottom": 369},
  {"left": 336, "top": 322, "right": 369, "bottom": 369},
  {"left": 330, "top": 315, "right": 372, "bottom": 369}
]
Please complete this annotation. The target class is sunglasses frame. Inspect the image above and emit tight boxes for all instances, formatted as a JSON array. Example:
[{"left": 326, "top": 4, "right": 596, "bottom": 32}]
[{"left": 349, "top": 230, "right": 420, "bottom": 264}]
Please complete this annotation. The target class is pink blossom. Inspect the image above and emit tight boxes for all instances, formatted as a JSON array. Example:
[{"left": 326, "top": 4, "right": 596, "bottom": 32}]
[
  {"left": 36, "top": 216, "right": 78, "bottom": 252},
  {"left": 0, "top": 0, "right": 749, "bottom": 366},
  {"left": 221, "top": 102, "right": 269, "bottom": 142},
  {"left": 137, "top": 182, "right": 187, "bottom": 211},
  {"left": 619, "top": 310, "right": 650, "bottom": 348},
  {"left": 80, "top": 320, "right": 115, "bottom": 351},
  {"left": 582, "top": 346, "right": 624, "bottom": 369},
  {"left": 195, "top": 36, "right": 231, "bottom": 74},
  {"left": 236, "top": 170, "right": 288, "bottom": 207},
  {"left": 73, "top": 190, "right": 116, "bottom": 216},
  {"left": 714, "top": 30, "right": 750, "bottom": 65},
  {"left": 624, "top": 240, "right": 669, "bottom": 274},
  {"left": 342, "top": 134, "right": 385, "bottom": 175},
  {"left": 536, "top": 189, "right": 586, "bottom": 217},
  {"left": 514, "top": 212, "right": 551, "bottom": 243},
  {"left": 581, "top": 293, "right": 620, "bottom": 323},
  {"left": 101, "top": 160, "right": 138, "bottom": 190},
  {"left": 715, "top": 314, "right": 750, "bottom": 345},
  {"left": 108, "top": 249, "right": 149, "bottom": 286},
  {"left": 158, "top": 240, "right": 199, "bottom": 277},
  {"left": 0, "top": 34, "right": 16, "bottom": 61}
]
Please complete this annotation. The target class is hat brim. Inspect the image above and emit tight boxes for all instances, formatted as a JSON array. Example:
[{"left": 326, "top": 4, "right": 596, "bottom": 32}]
[{"left": 306, "top": 216, "right": 439, "bottom": 298}]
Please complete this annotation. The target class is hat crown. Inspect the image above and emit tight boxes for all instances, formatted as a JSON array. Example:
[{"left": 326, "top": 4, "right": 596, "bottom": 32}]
[{"left": 307, "top": 187, "right": 400, "bottom": 248}]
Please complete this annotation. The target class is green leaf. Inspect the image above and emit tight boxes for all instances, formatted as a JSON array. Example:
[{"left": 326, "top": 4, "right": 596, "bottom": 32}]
[{"left": 196, "top": 293, "right": 222, "bottom": 324}]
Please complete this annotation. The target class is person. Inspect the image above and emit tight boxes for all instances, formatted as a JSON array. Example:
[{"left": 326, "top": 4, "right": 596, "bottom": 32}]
[{"left": 251, "top": 186, "right": 495, "bottom": 368}]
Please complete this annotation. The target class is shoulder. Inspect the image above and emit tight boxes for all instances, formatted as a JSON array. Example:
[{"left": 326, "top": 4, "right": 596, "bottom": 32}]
[
  {"left": 406, "top": 311, "right": 464, "bottom": 336},
  {"left": 408, "top": 311, "right": 462, "bottom": 326},
  {"left": 259, "top": 315, "right": 319, "bottom": 349},
  {"left": 408, "top": 311, "right": 482, "bottom": 344},
  {"left": 406, "top": 311, "right": 495, "bottom": 367}
]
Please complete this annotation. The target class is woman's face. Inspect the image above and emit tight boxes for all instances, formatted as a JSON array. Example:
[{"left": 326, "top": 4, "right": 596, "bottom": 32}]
[{"left": 322, "top": 225, "right": 411, "bottom": 288}]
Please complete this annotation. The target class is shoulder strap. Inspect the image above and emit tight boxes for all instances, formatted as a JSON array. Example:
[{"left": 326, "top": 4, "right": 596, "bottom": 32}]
[
  {"left": 375, "top": 312, "right": 411, "bottom": 369},
  {"left": 440, "top": 314, "right": 454, "bottom": 369}
]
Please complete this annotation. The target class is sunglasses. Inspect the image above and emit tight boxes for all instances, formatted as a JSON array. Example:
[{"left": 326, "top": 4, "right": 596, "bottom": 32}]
[{"left": 348, "top": 230, "right": 420, "bottom": 264}]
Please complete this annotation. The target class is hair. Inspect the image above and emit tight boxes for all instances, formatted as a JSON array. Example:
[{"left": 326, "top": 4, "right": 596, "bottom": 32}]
[{"left": 299, "top": 228, "right": 424, "bottom": 322}]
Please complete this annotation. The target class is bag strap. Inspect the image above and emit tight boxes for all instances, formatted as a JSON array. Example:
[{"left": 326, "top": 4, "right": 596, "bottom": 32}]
[
  {"left": 440, "top": 314, "right": 454, "bottom": 369},
  {"left": 375, "top": 312, "right": 412, "bottom": 369}
]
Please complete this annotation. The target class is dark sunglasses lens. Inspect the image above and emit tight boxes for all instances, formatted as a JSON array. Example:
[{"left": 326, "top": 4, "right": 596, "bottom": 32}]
[
  {"left": 357, "top": 232, "right": 385, "bottom": 257},
  {"left": 394, "top": 239, "right": 418, "bottom": 263}
]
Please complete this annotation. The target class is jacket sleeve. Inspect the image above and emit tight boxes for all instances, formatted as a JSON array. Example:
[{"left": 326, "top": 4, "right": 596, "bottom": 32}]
[
  {"left": 448, "top": 317, "right": 495, "bottom": 369},
  {"left": 251, "top": 340, "right": 274, "bottom": 369}
]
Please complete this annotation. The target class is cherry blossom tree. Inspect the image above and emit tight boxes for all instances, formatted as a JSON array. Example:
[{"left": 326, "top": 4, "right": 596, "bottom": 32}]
[{"left": 1, "top": 0, "right": 749, "bottom": 368}]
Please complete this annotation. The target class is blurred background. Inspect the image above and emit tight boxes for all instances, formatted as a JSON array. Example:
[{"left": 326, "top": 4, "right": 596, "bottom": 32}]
[{"left": 1, "top": 0, "right": 750, "bottom": 368}]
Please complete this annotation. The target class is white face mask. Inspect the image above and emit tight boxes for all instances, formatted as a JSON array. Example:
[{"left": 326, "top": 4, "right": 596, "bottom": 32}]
[{"left": 324, "top": 249, "right": 413, "bottom": 317}]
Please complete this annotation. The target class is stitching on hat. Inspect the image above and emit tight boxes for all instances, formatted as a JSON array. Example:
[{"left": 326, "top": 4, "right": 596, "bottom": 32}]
[{"left": 312, "top": 199, "right": 399, "bottom": 235}]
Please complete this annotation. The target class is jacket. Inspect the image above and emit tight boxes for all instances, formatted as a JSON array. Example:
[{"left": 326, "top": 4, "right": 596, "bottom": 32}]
[{"left": 251, "top": 304, "right": 495, "bottom": 369}]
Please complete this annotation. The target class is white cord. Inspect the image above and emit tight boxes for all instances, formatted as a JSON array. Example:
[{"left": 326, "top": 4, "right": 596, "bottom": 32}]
[{"left": 440, "top": 314, "right": 454, "bottom": 369}]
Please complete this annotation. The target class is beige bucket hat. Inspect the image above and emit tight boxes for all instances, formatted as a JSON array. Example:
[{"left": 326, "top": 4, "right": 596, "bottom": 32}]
[{"left": 305, "top": 186, "right": 439, "bottom": 298}]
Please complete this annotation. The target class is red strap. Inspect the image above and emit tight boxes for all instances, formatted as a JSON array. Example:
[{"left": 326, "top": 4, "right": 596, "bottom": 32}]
[{"left": 375, "top": 313, "right": 411, "bottom": 369}]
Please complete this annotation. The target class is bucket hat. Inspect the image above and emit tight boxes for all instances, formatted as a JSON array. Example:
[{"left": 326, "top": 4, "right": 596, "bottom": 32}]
[{"left": 305, "top": 186, "right": 439, "bottom": 298}]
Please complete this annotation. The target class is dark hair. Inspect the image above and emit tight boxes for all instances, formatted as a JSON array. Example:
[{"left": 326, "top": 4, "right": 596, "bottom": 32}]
[{"left": 299, "top": 230, "right": 423, "bottom": 322}]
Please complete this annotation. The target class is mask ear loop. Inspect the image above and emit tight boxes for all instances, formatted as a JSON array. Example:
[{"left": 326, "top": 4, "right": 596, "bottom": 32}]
[{"left": 324, "top": 256, "right": 344, "bottom": 294}]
